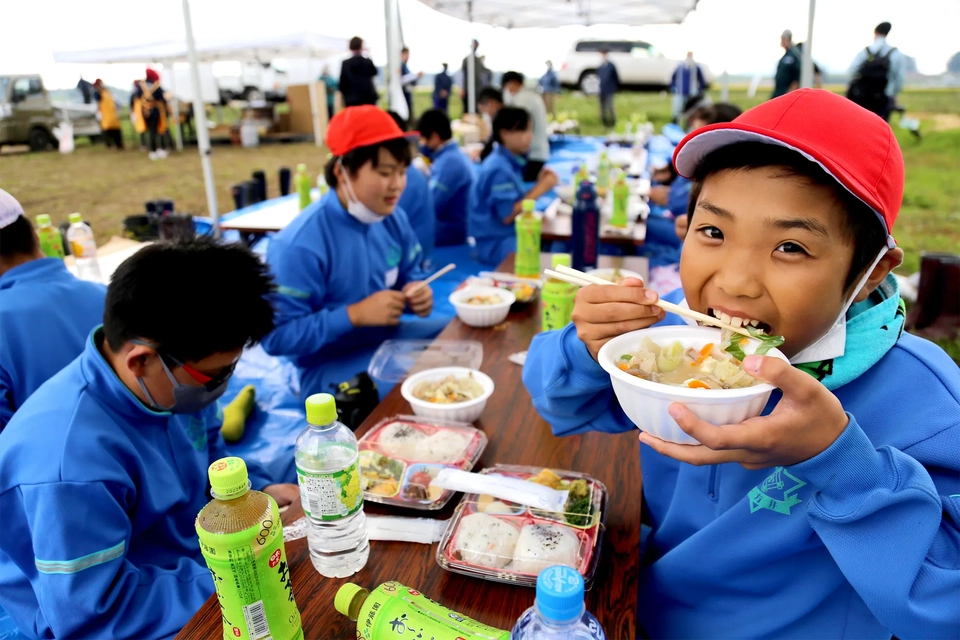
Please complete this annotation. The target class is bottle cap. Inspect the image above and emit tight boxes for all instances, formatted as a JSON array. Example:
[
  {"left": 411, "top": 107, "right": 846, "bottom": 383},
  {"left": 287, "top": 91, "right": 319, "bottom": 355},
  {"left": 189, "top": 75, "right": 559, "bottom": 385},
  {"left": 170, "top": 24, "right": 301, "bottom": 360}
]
[
  {"left": 68, "top": 213, "right": 83, "bottom": 224},
  {"left": 535, "top": 565, "right": 584, "bottom": 624},
  {"left": 208, "top": 457, "right": 250, "bottom": 500},
  {"left": 551, "top": 254, "right": 571, "bottom": 269},
  {"left": 522, "top": 199, "right": 535, "bottom": 213},
  {"left": 297, "top": 163, "right": 308, "bottom": 172},
  {"left": 306, "top": 393, "right": 338, "bottom": 426},
  {"left": 335, "top": 583, "right": 369, "bottom": 621},
  {"left": 36, "top": 214, "right": 52, "bottom": 226}
]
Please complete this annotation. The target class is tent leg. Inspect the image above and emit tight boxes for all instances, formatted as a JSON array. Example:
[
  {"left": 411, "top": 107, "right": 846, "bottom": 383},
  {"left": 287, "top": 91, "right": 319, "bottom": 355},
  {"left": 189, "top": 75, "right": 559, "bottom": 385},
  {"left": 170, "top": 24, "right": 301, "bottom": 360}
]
[
  {"left": 308, "top": 53, "right": 322, "bottom": 147},
  {"left": 800, "top": 0, "right": 816, "bottom": 88},
  {"left": 183, "top": 0, "right": 219, "bottom": 233},
  {"left": 168, "top": 63, "right": 184, "bottom": 152},
  {"left": 720, "top": 70, "right": 729, "bottom": 102}
]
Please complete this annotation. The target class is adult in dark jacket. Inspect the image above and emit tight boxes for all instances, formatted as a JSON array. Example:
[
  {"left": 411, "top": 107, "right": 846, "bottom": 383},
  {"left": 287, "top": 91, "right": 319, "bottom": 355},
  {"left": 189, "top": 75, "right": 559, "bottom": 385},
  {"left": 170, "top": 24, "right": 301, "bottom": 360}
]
[
  {"left": 597, "top": 50, "right": 620, "bottom": 128},
  {"left": 339, "top": 36, "right": 379, "bottom": 107},
  {"left": 433, "top": 63, "right": 453, "bottom": 113}
]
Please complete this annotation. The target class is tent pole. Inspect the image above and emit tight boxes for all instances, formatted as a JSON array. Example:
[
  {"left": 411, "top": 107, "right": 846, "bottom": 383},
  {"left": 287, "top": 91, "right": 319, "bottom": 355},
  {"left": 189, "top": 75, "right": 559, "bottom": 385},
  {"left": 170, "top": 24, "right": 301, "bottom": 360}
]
[
  {"left": 308, "top": 52, "right": 322, "bottom": 147},
  {"left": 183, "top": 0, "right": 219, "bottom": 234},
  {"left": 800, "top": 0, "right": 816, "bottom": 88},
  {"left": 466, "top": 2, "right": 475, "bottom": 115},
  {"left": 167, "top": 61, "right": 184, "bottom": 152}
]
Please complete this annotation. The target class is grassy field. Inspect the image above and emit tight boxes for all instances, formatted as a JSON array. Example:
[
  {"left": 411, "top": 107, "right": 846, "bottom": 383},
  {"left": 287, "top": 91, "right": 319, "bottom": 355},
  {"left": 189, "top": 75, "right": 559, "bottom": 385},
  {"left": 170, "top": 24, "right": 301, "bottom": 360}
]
[{"left": 2, "top": 86, "right": 957, "bottom": 358}]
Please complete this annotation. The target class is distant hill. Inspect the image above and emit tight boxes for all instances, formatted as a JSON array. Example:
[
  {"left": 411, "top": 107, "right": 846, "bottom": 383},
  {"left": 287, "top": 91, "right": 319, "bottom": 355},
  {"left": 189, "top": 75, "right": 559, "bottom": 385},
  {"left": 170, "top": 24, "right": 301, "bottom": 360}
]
[{"left": 49, "top": 86, "right": 132, "bottom": 105}]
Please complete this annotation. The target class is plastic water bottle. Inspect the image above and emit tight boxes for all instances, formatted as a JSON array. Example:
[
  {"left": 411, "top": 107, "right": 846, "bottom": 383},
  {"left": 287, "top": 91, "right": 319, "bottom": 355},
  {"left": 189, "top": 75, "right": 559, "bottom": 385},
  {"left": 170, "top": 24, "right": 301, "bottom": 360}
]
[
  {"left": 66, "top": 213, "right": 102, "bottom": 282},
  {"left": 511, "top": 565, "right": 606, "bottom": 640},
  {"left": 295, "top": 393, "right": 369, "bottom": 578},
  {"left": 571, "top": 180, "right": 599, "bottom": 272},
  {"left": 36, "top": 214, "right": 65, "bottom": 259}
]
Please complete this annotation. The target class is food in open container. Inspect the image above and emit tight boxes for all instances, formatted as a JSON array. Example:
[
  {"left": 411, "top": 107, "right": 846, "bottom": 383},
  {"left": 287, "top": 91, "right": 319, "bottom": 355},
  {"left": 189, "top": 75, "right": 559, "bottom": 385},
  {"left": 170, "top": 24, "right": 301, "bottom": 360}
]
[
  {"left": 450, "top": 286, "right": 515, "bottom": 327},
  {"left": 357, "top": 416, "right": 487, "bottom": 510},
  {"left": 456, "top": 276, "right": 541, "bottom": 306},
  {"left": 437, "top": 465, "right": 606, "bottom": 588},
  {"left": 401, "top": 367, "right": 495, "bottom": 423}
]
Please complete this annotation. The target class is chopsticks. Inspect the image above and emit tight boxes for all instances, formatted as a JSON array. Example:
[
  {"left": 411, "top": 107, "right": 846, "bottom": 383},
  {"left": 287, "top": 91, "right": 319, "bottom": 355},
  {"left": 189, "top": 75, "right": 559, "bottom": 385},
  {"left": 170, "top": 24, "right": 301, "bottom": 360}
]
[
  {"left": 546, "top": 264, "right": 754, "bottom": 339},
  {"left": 406, "top": 263, "right": 456, "bottom": 295}
]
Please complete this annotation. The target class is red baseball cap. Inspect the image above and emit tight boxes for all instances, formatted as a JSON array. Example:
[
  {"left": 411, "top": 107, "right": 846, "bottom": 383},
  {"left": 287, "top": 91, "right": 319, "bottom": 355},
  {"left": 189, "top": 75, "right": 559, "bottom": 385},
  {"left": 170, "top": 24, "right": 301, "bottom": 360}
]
[
  {"left": 326, "top": 105, "right": 418, "bottom": 156},
  {"left": 673, "top": 89, "right": 902, "bottom": 240}
]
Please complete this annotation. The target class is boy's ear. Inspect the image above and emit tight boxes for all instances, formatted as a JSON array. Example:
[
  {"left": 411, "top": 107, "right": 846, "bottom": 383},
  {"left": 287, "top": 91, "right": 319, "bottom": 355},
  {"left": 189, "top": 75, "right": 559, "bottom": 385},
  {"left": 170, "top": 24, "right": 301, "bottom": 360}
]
[{"left": 852, "top": 248, "right": 903, "bottom": 303}]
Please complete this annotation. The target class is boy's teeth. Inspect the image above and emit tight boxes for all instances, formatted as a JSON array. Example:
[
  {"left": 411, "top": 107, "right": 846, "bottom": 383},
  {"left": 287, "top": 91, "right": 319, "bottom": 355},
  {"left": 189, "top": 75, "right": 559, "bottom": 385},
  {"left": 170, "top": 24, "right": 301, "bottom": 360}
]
[
  {"left": 749, "top": 319, "right": 759, "bottom": 327},
  {"left": 731, "top": 317, "right": 742, "bottom": 328}
]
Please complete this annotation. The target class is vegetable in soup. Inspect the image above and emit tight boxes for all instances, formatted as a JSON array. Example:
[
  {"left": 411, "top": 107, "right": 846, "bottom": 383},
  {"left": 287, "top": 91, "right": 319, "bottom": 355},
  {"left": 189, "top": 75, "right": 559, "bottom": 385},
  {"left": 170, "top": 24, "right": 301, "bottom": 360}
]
[{"left": 618, "top": 337, "right": 761, "bottom": 389}]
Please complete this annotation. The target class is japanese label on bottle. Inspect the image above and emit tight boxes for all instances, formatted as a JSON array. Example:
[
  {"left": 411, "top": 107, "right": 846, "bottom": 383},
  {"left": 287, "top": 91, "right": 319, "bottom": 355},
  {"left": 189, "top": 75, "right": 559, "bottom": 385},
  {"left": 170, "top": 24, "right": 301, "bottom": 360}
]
[{"left": 297, "top": 463, "right": 363, "bottom": 521}]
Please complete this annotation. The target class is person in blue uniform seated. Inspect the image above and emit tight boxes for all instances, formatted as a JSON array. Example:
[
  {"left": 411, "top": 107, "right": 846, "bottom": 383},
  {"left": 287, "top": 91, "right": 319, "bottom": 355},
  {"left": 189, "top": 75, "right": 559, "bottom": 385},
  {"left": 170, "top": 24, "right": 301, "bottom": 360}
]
[
  {"left": 468, "top": 107, "right": 558, "bottom": 267},
  {"left": 416, "top": 109, "right": 475, "bottom": 248},
  {"left": 432, "top": 63, "right": 453, "bottom": 113},
  {"left": 263, "top": 105, "right": 445, "bottom": 397},
  {"left": 522, "top": 90, "right": 959, "bottom": 639},
  {"left": 0, "top": 189, "right": 106, "bottom": 431},
  {"left": 0, "top": 237, "right": 299, "bottom": 639},
  {"left": 386, "top": 110, "right": 436, "bottom": 267}
]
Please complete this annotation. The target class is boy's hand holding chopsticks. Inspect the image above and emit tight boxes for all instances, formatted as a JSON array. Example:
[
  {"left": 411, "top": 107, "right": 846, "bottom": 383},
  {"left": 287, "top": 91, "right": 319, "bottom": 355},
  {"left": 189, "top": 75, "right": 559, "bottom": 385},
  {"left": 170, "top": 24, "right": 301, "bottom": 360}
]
[
  {"left": 402, "top": 263, "right": 455, "bottom": 318},
  {"left": 569, "top": 277, "right": 665, "bottom": 361}
]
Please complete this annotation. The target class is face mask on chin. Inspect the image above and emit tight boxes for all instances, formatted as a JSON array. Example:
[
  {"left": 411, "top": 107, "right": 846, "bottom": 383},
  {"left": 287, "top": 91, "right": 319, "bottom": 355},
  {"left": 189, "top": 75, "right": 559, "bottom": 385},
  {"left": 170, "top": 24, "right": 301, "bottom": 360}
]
[{"left": 339, "top": 159, "right": 386, "bottom": 225}]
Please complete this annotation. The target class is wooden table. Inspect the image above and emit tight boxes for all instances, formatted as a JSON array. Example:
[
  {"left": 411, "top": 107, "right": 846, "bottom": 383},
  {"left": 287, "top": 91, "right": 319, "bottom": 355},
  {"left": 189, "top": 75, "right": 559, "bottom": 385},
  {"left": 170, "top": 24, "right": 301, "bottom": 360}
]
[
  {"left": 542, "top": 215, "right": 647, "bottom": 247},
  {"left": 178, "top": 253, "right": 648, "bottom": 640}
]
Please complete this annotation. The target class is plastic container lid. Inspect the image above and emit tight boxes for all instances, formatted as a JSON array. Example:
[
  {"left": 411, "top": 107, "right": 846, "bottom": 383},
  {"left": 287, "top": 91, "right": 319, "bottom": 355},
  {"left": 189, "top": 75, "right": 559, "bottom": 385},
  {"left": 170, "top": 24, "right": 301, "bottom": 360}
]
[
  {"left": 68, "top": 213, "right": 83, "bottom": 224},
  {"left": 208, "top": 457, "right": 250, "bottom": 499},
  {"left": 306, "top": 393, "right": 337, "bottom": 425},
  {"left": 536, "top": 565, "right": 585, "bottom": 624},
  {"left": 368, "top": 340, "right": 483, "bottom": 383},
  {"left": 552, "top": 254, "right": 571, "bottom": 269},
  {"left": 36, "top": 214, "right": 52, "bottom": 226},
  {"left": 334, "top": 583, "right": 369, "bottom": 621}
]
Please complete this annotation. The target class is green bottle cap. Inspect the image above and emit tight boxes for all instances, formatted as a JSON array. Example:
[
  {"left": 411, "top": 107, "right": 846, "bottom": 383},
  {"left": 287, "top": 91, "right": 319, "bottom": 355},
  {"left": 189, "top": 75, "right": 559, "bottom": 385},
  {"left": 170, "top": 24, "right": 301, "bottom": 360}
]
[
  {"left": 208, "top": 457, "right": 250, "bottom": 500},
  {"left": 552, "top": 253, "right": 571, "bottom": 268},
  {"left": 522, "top": 199, "right": 535, "bottom": 213},
  {"left": 335, "top": 583, "right": 369, "bottom": 621},
  {"left": 68, "top": 213, "right": 83, "bottom": 224},
  {"left": 306, "top": 393, "right": 337, "bottom": 425},
  {"left": 36, "top": 214, "right": 52, "bottom": 226},
  {"left": 297, "top": 163, "right": 308, "bottom": 172}
]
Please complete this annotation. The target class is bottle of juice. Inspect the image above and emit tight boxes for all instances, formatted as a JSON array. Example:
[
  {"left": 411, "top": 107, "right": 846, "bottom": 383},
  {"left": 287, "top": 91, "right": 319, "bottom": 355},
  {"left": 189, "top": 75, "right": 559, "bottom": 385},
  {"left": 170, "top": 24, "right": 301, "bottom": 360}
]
[
  {"left": 36, "top": 214, "right": 64, "bottom": 259},
  {"left": 610, "top": 171, "right": 629, "bottom": 229},
  {"left": 515, "top": 199, "right": 541, "bottom": 279},
  {"left": 66, "top": 213, "right": 102, "bottom": 282},
  {"left": 542, "top": 254, "right": 577, "bottom": 332},
  {"left": 196, "top": 457, "right": 303, "bottom": 640},
  {"left": 571, "top": 182, "right": 600, "bottom": 272},
  {"left": 595, "top": 151, "right": 610, "bottom": 197},
  {"left": 336, "top": 580, "right": 509, "bottom": 640},
  {"left": 295, "top": 163, "right": 312, "bottom": 210}
]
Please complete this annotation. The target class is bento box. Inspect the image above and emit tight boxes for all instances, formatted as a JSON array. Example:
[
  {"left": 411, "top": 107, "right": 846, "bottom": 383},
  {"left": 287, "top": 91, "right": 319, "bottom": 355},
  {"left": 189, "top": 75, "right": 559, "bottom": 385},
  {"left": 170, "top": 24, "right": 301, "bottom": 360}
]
[
  {"left": 436, "top": 465, "right": 607, "bottom": 588},
  {"left": 357, "top": 416, "right": 487, "bottom": 510}
]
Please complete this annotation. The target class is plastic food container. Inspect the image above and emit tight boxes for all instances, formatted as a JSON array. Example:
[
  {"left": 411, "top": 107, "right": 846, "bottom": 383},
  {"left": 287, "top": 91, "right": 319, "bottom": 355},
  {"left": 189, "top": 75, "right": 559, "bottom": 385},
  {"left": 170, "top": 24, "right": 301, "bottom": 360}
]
[
  {"left": 450, "top": 286, "right": 515, "bottom": 327},
  {"left": 400, "top": 366, "right": 494, "bottom": 423},
  {"left": 436, "top": 465, "right": 607, "bottom": 588},
  {"left": 357, "top": 415, "right": 487, "bottom": 510},
  {"left": 368, "top": 340, "right": 483, "bottom": 383},
  {"left": 585, "top": 267, "right": 645, "bottom": 285},
  {"left": 597, "top": 325, "right": 789, "bottom": 445}
]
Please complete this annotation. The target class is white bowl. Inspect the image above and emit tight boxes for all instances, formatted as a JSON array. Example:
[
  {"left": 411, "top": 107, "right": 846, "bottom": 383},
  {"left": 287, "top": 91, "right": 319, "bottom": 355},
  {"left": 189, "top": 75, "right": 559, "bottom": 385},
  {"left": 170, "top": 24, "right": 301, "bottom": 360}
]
[
  {"left": 450, "top": 286, "right": 516, "bottom": 328},
  {"left": 586, "top": 267, "right": 645, "bottom": 285},
  {"left": 400, "top": 366, "right": 495, "bottom": 423},
  {"left": 598, "top": 326, "right": 789, "bottom": 445}
]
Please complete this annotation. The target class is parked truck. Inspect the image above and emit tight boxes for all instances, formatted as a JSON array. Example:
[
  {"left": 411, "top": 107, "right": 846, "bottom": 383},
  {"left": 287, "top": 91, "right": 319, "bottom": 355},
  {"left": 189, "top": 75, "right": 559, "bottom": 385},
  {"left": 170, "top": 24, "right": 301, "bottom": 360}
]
[{"left": 0, "top": 74, "right": 101, "bottom": 151}]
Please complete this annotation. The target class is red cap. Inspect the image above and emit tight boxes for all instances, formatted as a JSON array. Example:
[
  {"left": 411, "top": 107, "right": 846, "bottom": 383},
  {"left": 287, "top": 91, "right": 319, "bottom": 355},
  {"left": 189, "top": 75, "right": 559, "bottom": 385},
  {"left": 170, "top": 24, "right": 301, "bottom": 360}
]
[
  {"left": 326, "top": 105, "right": 418, "bottom": 156},
  {"left": 145, "top": 68, "right": 160, "bottom": 83},
  {"left": 673, "top": 89, "right": 902, "bottom": 238}
]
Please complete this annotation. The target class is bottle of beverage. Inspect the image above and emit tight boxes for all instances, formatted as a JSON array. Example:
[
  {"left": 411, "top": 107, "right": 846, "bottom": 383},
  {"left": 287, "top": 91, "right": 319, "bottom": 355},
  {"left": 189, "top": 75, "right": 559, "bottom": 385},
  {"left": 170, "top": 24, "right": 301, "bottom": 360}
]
[
  {"left": 542, "top": 254, "right": 577, "bottom": 332},
  {"left": 511, "top": 565, "right": 606, "bottom": 640},
  {"left": 36, "top": 214, "right": 65, "bottom": 259},
  {"left": 595, "top": 151, "right": 610, "bottom": 197},
  {"left": 515, "top": 199, "right": 541, "bottom": 279},
  {"left": 294, "top": 163, "right": 312, "bottom": 211},
  {"left": 316, "top": 173, "right": 329, "bottom": 197},
  {"left": 295, "top": 393, "right": 368, "bottom": 578},
  {"left": 574, "top": 163, "right": 590, "bottom": 188},
  {"left": 196, "top": 457, "right": 304, "bottom": 640},
  {"left": 571, "top": 180, "right": 600, "bottom": 272},
  {"left": 66, "top": 213, "right": 102, "bottom": 282},
  {"left": 610, "top": 171, "right": 630, "bottom": 229}
]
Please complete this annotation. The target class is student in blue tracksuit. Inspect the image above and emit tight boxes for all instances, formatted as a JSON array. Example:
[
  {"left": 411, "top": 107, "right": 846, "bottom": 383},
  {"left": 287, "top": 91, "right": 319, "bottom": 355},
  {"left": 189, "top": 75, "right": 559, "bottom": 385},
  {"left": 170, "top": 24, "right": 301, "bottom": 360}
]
[
  {"left": 388, "top": 111, "right": 436, "bottom": 266},
  {"left": 432, "top": 63, "right": 453, "bottom": 113},
  {"left": 416, "top": 109, "right": 475, "bottom": 247},
  {"left": 263, "top": 105, "right": 444, "bottom": 397},
  {"left": 522, "top": 90, "right": 960, "bottom": 639},
  {"left": 0, "top": 190, "right": 106, "bottom": 430},
  {"left": 468, "top": 107, "right": 557, "bottom": 266},
  {"left": 0, "top": 238, "right": 298, "bottom": 639}
]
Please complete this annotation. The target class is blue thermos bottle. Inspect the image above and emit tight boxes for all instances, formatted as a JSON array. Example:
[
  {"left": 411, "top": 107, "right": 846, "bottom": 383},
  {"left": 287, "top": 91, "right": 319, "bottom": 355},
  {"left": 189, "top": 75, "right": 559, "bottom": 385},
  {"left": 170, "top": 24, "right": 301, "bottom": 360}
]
[{"left": 571, "top": 179, "right": 600, "bottom": 271}]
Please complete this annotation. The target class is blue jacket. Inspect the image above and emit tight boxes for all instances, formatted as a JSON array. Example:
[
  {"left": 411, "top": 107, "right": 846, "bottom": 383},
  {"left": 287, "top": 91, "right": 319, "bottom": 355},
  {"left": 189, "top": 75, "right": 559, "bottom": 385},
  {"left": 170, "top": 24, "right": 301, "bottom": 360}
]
[
  {"left": 430, "top": 141, "right": 475, "bottom": 246},
  {"left": 598, "top": 61, "right": 619, "bottom": 97},
  {"left": 262, "top": 192, "right": 428, "bottom": 388},
  {"left": 468, "top": 145, "right": 525, "bottom": 265},
  {"left": 0, "top": 258, "right": 105, "bottom": 430},
  {"left": 400, "top": 165, "right": 435, "bottom": 263},
  {"left": 539, "top": 70, "right": 561, "bottom": 94},
  {"left": 522, "top": 288, "right": 960, "bottom": 639},
  {"left": 670, "top": 63, "right": 707, "bottom": 97},
  {"left": 0, "top": 330, "right": 271, "bottom": 639}
]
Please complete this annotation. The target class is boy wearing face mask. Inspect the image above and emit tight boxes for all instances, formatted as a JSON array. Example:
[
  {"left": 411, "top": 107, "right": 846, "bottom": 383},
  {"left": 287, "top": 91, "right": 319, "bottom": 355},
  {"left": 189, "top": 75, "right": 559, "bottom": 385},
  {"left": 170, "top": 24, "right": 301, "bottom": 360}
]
[
  {"left": 0, "top": 238, "right": 298, "bottom": 639},
  {"left": 522, "top": 90, "right": 959, "bottom": 638},
  {"left": 263, "top": 105, "right": 444, "bottom": 397},
  {"left": 416, "top": 108, "right": 475, "bottom": 248}
]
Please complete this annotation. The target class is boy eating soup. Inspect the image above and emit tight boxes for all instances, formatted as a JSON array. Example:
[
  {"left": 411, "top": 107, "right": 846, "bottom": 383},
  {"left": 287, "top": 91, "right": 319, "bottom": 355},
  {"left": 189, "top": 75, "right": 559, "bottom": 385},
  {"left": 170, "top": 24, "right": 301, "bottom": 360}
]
[{"left": 523, "top": 90, "right": 959, "bottom": 639}]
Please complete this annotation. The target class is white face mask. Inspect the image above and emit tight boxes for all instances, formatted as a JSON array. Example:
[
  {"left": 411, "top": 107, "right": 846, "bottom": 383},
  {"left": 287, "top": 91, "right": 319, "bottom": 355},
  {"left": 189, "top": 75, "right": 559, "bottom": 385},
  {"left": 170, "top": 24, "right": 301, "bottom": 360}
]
[{"left": 339, "top": 159, "right": 385, "bottom": 225}]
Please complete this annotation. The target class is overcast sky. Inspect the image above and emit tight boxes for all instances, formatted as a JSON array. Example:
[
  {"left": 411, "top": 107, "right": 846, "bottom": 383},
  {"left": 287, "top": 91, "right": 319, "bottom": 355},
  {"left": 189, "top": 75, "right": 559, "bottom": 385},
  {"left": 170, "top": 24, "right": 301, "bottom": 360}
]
[{"left": 1, "top": 0, "right": 957, "bottom": 89}]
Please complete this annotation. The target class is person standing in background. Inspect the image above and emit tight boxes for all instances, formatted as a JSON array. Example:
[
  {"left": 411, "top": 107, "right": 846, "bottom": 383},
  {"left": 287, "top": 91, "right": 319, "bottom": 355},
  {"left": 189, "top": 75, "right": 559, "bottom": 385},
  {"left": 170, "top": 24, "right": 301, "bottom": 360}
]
[
  {"left": 130, "top": 81, "right": 147, "bottom": 151},
  {"left": 670, "top": 52, "right": 707, "bottom": 123},
  {"left": 501, "top": 71, "right": 550, "bottom": 181},
  {"left": 339, "top": 36, "right": 379, "bottom": 107},
  {"left": 432, "top": 63, "right": 453, "bottom": 114},
  {"left": 460, "top": 39, "right": 488, "bottom": 114},
  {"left": 93, "top": 80, "right": 123, "bottom": 150},
  {"left": 772, "top": 30, "right": 821, "bottom": 98},
  {"left": 597, "top": 50, "right": 619, "bottom": 129},
  {"left": 134, "top": 69, "right": 169, "bottom": 160},
  {"left": 846, "top": 22, "right": 905, "bottom": 121},
  {"left": 538, "top": 61, "right": 561, "bottom": 116},
  {"left": 400, "top": 47, "right": 422, "bottom": 123},
  {"left": 319, "top": 66, "right": 339, "bottom": 121},
  {"left": 77, "top": 77, "right": 93, "bottom": 104}
]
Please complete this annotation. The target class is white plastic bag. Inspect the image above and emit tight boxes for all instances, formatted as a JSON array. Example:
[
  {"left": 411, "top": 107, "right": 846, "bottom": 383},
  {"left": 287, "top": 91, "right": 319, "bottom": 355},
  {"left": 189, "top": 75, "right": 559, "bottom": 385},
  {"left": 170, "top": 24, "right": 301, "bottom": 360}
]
[{"left": 53, "top": 121, "right": 74, "bottom": 154}]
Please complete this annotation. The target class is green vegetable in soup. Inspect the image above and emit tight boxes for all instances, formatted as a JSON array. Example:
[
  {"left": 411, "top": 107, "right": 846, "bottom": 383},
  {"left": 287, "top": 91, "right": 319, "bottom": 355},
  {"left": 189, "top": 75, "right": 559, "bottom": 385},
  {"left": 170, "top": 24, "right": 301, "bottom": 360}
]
[
  {"left": 657, "top": 341, "right": 685, "bottom": 372},
  {"left": 723, "top": 327, "right": 786, "bottom": 362}
]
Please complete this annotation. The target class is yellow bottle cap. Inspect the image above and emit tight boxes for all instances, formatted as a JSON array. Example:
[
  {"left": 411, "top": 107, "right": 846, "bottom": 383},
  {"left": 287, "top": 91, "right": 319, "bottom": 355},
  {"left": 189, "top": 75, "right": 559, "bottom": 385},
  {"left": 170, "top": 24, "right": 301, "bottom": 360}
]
[
  {"left": 335, "top": 583, "right": 369, "bottom": 621},
  {"left": 522, "top": 199, "right": 535, "bottom": 212},
  {"left": 208, "top": 457, "right": 250, "bottom": 500},
  {"left": 552, "top": 254, "right": 571, "bottom": 269},
  {"left": 306, "top": 393, "right": 338, "bottom": 426}
]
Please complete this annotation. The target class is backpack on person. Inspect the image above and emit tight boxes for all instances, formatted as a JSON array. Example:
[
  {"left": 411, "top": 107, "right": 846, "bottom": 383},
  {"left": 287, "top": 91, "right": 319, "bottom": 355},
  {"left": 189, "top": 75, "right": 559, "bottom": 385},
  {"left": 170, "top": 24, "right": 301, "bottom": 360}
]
[{"left": 846, "top": 47, "right": 895, "bottom": 115}]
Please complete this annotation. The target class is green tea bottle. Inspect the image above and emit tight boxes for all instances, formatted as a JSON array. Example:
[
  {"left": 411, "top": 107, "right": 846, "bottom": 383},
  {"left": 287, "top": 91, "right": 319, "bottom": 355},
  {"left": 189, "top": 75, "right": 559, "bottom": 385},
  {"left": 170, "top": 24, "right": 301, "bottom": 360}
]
[
  {"left": 596, "top": 151, "right": 610, "bottom": 196},
  {"left": 295, "top": 163, "right": 312, "bottom": 211},
  {"left": 611, "top": 171, "right": 630, "bottom": 228},
  {"left": 515, "top": 199, "right": 541, "bottom": 279},
  {"left": 36, "top": 215, "right": 64, "bottom": 259},
  {"left": 542, "top": 254, "right": 577, "bottom": 332}
]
